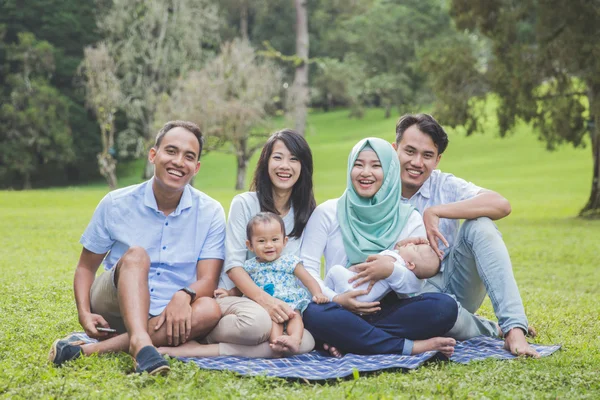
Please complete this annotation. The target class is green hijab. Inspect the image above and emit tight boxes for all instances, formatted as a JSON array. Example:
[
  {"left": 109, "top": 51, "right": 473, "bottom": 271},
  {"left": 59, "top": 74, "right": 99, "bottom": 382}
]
[{"left": 337, "top": 137, "right": 415, "bottom": 266}]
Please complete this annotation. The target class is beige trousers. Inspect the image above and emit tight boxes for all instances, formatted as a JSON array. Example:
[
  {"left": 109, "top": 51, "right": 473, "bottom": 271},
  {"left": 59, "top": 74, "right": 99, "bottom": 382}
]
[{"left": 206, "top": 296, "right": 315, "bottom": 358}]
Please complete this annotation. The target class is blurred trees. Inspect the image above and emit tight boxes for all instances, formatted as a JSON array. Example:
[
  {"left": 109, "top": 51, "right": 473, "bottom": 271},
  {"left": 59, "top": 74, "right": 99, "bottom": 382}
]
[
  {"left": 95, "top": 0, "right": 221, "bottom": 179},
  {"left": 0, "top": 0, "right": 101, "bottom": 188},
  {"left": 155, "top": 39, "right": 282, "bottom": 189},
  {"left": 79, "top": 44, "right": 122, "bottom": 190},
  {"left": 423, "top": 0, "right": 600, "bottom": 217},
  {"left": 0, "top": 32, "right": 73, "bottom": 189}
]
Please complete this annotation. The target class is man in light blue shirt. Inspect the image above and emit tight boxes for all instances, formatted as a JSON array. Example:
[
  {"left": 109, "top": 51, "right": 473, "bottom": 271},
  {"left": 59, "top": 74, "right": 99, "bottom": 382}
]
[
  {"left": 49, "top": 120, "right": 226, "bottom": 374},
  {"left": 392, "top": 113, "right": 539, "bottom": 358}
]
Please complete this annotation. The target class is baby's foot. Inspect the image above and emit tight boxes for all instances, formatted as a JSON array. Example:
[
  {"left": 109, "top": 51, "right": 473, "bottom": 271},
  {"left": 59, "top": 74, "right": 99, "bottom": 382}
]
[
  {"left": 273, "top": 335, "right": 301, "bottom": 354},
  {"left": 412, "top": 337, "right": 456, "bottom": 358}
]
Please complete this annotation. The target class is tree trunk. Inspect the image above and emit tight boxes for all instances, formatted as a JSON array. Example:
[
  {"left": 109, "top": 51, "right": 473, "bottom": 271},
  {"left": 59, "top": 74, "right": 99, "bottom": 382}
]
[
  {"left": 292, "top": 0, "right": 309, "bottom": 136},
  {"left": 23, "top": 171, "right": 32, "bottom": 190},
  {"left": 580, "top": 84, "right": 600, "bottom": 218},
  {"left": 235, "top": 155, "right": 248, "bottom": 190},
  {"left": 240, "top": 0, "right": 249, "bottom": 40},
  {"left": 98, "top": 152, "right": 118, "bottom": 190},
  {"left": 384, "top": 103, "right": 392, "bottom": 119}
]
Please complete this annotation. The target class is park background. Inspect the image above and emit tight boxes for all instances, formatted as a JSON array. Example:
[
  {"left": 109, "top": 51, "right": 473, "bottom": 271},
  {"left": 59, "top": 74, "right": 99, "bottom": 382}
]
[{"left": 0, "top": 0, "right": 599, "bottom": 398}]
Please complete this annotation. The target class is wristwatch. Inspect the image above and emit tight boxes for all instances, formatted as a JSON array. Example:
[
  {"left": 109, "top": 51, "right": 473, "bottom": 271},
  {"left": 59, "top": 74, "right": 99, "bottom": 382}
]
[{"left": 178, "top": 286, "right": 196, "bottom": 303}]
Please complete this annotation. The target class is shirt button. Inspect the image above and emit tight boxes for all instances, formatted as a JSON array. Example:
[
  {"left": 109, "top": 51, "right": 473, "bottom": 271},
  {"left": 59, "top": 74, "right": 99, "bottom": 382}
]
[
  {"left": 162, "top": 246, "right": 166, "bottom": 250},
  {"left": 157, "top": 272, "right": 161, "bottom": 276},
  {"left": 150, "top": 288, "right": 154, "bottom": 292},
  {"left": 165, "top": 222, "right": 169, "bottom": 226}
]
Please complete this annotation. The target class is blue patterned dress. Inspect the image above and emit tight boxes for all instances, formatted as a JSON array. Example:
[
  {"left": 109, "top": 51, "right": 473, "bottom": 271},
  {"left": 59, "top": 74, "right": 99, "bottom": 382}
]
[{"left": 243, "top": 254, "right": 312, "bottom": 313}]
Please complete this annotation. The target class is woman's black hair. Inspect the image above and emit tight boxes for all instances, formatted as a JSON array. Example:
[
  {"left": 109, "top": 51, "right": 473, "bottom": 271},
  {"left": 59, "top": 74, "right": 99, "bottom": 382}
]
[{"left": 250, "top": 129, "right": 316, "bottom": 239}]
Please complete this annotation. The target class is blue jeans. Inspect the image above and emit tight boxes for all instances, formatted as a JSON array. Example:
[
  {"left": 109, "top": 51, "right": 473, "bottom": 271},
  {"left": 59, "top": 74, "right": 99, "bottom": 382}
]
[
  {"left": 422, "top": 217, "right": 528, "bottom": 340},
  {"left": 303, "top": 292, "right": 458, "bottom": 355}
]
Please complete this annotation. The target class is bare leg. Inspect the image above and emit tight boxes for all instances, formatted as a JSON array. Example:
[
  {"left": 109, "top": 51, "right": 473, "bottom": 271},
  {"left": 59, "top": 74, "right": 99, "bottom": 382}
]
[
  {"left": 81, "top": 296, "right": 221, "bottom": 356},
  {"left": 158, "top": 342, "right": 219, "bottom": 357},
  {"left": 412, "top": 337, "right": 456, "bottom": 358},
  {"left": 272, "top": 310, "right": 303, "bottom": 354},
  {"left": 268, "top": 321, "right": 286, "bottom": 353},
  {"left": 112, "top": 247, "right": 154, "bottom": 357}
]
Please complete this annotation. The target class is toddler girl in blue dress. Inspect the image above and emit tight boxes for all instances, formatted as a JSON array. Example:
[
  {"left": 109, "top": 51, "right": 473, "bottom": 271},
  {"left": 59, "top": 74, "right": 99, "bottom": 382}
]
[{"left": 216, "top": 212, "right": 328, "bottom": 354}]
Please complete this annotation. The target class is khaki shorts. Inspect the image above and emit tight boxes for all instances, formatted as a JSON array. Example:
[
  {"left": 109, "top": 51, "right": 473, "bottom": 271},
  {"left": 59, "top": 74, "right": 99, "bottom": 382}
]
[{"left": 90, "top": 269, "right": 127, "bottom": 334}]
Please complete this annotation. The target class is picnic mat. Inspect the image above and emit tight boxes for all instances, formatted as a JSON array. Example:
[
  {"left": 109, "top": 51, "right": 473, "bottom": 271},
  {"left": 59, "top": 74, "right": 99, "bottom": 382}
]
[{"left": 69, "top": 333, "right": 560, "bottom": 380}]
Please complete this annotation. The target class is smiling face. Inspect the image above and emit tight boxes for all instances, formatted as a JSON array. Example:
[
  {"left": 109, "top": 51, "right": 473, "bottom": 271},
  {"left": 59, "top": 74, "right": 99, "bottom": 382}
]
[
  {"left": 394, "top": 125, "right": 442, "bottom": 198},
  {"left": 246, "top": 219, "right": 288, "bottom": 263},
  {"left": 149, "top": 126, "right": 201, "bottom": 193},
  {"left": 267, "top": 140, "right": 301, "bottom": 194},
  {"left": 350, "top": 149, "right": 384, "bottom": 198}
]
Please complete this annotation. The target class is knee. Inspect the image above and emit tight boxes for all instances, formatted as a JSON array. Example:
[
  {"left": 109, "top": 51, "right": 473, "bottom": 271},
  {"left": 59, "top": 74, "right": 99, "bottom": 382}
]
[
  {"left": 432, "top": 293, "right": 459, "bottom": 332},
  {"left": 462, "top": 217, "right": 498, "bottom": 241},
  {"left": 192, "top": 297, "right": 221, "bottom": 326},
  {"left": 119, "top": 246, "right": 150, "bottom": 270}
]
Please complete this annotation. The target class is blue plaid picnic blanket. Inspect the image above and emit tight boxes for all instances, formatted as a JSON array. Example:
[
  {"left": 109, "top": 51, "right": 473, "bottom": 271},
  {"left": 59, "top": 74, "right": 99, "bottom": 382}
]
[{"left": 69, "top": 333, "right": 560, "bottom": 380}]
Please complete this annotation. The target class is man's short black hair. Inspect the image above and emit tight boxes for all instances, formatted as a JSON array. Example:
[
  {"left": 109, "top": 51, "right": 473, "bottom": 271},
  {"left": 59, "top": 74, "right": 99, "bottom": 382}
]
[
  {"left": 395, "top": 114, "right": 449, "bottom": 155},
  {"left": 154, "top": 120, "right": 204, "bottom": 160}
]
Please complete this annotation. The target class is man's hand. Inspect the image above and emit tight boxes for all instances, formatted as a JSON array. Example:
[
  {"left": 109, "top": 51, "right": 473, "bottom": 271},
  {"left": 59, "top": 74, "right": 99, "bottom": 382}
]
[
  {"left": 256, "top": 293, "right": 295, "bottom": 323},
  {"left": 348, "top": 254, "right": 395, "bottom": 290},
  {"left": 423, "top": 207, "right": 449, "bottom": 259},
  {"left": 154, "top": 291, "right": 193, "bottom": 346},
  {"left": 79, "top": 312, "right": 113, "bottom": 339},
  {"left": 394, "top": 237, "right": 429, "bottom": 251},
  {"left": 312, "top": 293, "right": 329, "bottom": 304},
  {"left": 333, "top": 290, "right": 380, "bottom": 315}
]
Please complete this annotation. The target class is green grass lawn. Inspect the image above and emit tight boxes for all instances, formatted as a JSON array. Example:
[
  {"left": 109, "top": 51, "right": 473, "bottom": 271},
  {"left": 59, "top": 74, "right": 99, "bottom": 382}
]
[{"left": 1, "top": 108, "right": 599, "bottom": 398}]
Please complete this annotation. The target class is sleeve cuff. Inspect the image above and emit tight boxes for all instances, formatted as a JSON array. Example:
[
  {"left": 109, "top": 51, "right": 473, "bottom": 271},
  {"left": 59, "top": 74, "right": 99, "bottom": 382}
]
[{"left": 402, "top": 339, "right": 414, "bottom": 355}]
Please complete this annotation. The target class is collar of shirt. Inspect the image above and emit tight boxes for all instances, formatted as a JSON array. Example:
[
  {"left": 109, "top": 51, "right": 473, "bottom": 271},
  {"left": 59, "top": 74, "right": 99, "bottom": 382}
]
[{"left": 143, "top": 178, "right": 193, "bottom": 217}]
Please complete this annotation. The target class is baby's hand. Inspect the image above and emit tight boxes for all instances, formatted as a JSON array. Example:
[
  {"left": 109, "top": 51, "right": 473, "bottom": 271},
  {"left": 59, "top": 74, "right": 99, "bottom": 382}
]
[
  {"left": 313, "top": 294, "right": 329, "bottom": 304},
  {"left": 214, "top": 288, "right": 229, "bottom": 298}
]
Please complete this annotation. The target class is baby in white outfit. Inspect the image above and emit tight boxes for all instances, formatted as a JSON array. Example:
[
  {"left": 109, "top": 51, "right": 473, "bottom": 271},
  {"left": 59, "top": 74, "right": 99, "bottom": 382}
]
[{"left": 325, "top": 243, "right": 441, "bottom": 302}]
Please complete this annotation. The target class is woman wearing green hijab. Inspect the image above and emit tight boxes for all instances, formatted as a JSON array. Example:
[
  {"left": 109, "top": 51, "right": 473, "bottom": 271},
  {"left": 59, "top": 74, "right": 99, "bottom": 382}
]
[{"left": 301, "top": 138, "right": 458, "bottom": 356}]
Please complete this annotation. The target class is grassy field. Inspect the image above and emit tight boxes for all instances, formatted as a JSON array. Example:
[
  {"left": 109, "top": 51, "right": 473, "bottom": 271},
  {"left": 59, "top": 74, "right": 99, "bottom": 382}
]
[{"left": 1, "top": 108, "right": 599, "bottom": 398}]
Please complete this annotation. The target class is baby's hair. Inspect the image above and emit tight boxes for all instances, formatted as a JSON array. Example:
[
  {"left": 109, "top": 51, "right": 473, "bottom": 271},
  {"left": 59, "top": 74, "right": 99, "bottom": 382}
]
[
  {"left": 246, "top": 212, "right": 286, "bottom": 240},
  {"left": 412, "top": 245, "right": 441, "bottom": 279}
]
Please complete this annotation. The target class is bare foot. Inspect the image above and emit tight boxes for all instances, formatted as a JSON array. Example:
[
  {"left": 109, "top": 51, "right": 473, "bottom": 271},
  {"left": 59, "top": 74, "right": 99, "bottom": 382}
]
[
  {"left": 273, "top": 335, "right": 301, "bottom": 354},
  {"left": 412, "top": 337, "right": 456, "bottom": 358},
  {"left": 323, "top": 343, "right": 342, "bottom": 358},
  {"left": 504, "top": 328, "right": 540, "bottom": 358}
]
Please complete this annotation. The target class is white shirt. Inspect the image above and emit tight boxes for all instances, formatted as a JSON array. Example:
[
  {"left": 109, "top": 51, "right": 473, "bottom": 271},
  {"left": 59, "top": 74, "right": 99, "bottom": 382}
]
[{"left": 300, "top": 198, "right": 426, "bottom": 300}]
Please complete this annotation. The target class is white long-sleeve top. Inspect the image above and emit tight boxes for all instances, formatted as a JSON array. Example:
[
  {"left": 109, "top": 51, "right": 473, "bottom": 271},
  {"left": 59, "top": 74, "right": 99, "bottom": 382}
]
[{"left": 300, "top": 199, "right": 426, "bottom": 301}]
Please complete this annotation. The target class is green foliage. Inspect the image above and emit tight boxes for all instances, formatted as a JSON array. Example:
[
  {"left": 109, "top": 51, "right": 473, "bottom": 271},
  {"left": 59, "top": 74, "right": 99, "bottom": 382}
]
[
  {"left": 0, "top": 32, "right": 73, "bottom": 189},
  {"left": 1, "top": 109, "right": 599, "bottom": 397},
  {"left": 424, "top": 0, "right": 600, "bottom": 214},
  {"left": 0, "top": 0, "right": 102, "bottom": 185}
]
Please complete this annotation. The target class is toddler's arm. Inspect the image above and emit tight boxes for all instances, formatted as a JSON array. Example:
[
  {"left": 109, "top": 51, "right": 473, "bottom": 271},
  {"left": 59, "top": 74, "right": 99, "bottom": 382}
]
[{"left": 294, "top": 263, "right": 329, "bottom": 303}]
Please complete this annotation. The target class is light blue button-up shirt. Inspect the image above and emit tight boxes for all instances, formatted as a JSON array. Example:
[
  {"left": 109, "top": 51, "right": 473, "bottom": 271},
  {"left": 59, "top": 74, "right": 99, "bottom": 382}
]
[
  {"left": 400, "top": 170, "right": 481, "bottom": 260},
  {"left": 80, "top": 179, "right": 226, "bottom": 315}
]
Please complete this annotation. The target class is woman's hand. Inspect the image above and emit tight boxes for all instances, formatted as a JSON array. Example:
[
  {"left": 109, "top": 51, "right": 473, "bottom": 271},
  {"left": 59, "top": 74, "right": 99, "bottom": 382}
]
[
  {"left": 333, "top": 290, "right": 380, "bottom": 315},
  {"left": 256, "top": 293, "right": 296, "bottom": 323},
  {"left": 394, "top": 236, "right": 429, "bottom": 251},
  {"left": 348, "top": 254, "right": 396, "bottom": 290}
]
